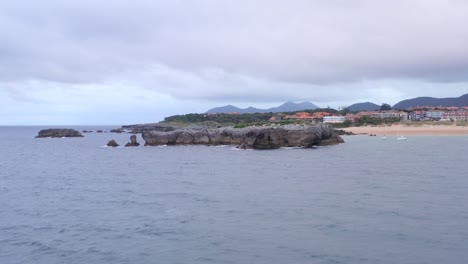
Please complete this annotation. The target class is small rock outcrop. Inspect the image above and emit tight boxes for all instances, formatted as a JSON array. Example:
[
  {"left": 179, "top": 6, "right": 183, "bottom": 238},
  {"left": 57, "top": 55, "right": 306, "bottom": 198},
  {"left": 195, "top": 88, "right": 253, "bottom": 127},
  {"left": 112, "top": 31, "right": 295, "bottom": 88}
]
[
  {"left": 142, "top": 123, "right": 344, "bottom": 150},
  {"left": 106, "top": 139, "right": 119, "bottom": 147},
  {"left": 125, "top": 135, "right": 140, "bottom": 147},
  {"left": 335, "top": 129, "right": 356, "bottom": 136},
  {"left": 110, "top": 128, "right": 125, "bottom": 133},
  {"left": 36, "top": 129, "right": 84, "bottom": 138}
]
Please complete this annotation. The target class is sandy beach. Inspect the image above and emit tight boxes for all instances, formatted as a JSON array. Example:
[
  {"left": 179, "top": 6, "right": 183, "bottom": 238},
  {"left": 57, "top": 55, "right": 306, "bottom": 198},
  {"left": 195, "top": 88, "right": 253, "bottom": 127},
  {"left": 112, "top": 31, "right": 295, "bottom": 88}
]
[{"left": 343, "top": 124, "right": 468, "bottom": 136}]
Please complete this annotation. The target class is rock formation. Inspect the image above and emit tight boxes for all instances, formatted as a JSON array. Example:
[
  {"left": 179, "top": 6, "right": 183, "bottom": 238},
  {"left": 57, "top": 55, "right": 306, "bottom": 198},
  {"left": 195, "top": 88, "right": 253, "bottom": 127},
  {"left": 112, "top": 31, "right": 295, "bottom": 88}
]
[
  {"left": 35, "top": 129, "right": 84, "bottom": 138},
  {"left": 334, "top": 129, "right": 356, "bottom": 136},
  {"left": 142, "top": 123, "right": 344, "bottom": 150},
  {"left": 125, "top": 135, "right": 140, "bottom": 147},
  {"left": 110, "top": 128, "right": 125, "bottom": 133},
  {"left": 106, "top": 139, "right": 119, "bottom": 147}
]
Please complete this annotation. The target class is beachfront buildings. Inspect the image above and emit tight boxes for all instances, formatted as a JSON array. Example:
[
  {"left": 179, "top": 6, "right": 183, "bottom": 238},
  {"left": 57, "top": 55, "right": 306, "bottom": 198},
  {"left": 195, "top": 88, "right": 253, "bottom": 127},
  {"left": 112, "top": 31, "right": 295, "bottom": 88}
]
[
  {"left": 442, "top": 110, "right": 468, "bottom": 122},
  {"left": 345, "top": 110, "right": 407, "bottom": 122},
  {"left": 370, "top": 111, "right": 408, "bottom": 120},
  {"left": 408, "top": 109, "right": 466, "bottom": 121},
  {"left": 408, "top": 110, "right": 425, "bottom": 121},
  {"left": 323, "top": 115, "right": 346, "bottom": 123},
  {"left": 425, "top": 110, "right": 445, "bottom": 120},
  {"left": 270, "top": 107, "right": 467, "bottom": 125}
]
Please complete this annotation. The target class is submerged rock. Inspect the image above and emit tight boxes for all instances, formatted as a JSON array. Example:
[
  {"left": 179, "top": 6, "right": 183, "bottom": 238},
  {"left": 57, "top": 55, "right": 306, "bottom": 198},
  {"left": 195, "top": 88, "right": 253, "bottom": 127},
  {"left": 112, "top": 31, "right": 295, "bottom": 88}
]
[
  {"left": 35, "top": 129, "right": 83, "bottom": 138},
  {"left": 142, "top": 123, "right": 344, "bottom": 150},
  {"left": 125, "top": 135, "right": 140, "bottom": 147},
  {"left": 106, "top": 139, "right": 119, "bottom": 147}
]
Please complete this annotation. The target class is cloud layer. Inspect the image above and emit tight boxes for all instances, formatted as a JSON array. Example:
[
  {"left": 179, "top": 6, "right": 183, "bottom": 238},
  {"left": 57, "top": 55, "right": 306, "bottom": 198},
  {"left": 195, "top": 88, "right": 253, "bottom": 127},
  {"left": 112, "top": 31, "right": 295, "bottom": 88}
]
[
  {"left": 1, "top": 0, "right": 467, "bottom": 124},
  {"left": 3, "top": 0, "right": 468, "bottom": 83}
]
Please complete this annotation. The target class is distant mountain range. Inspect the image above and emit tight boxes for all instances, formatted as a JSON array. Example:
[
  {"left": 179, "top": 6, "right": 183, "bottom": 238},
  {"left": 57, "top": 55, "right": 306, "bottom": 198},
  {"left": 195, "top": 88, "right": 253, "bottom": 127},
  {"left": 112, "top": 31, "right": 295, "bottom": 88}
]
[
  {"left": 205, "top": 93, "right": 468, "bottom": 114},
  {"left": 206, "top": 102, "right": 318, "bottom": 114},
  {"left": 347, "top": 102, "right": 380, "bottom": 112},
  {"left": 392, "top": 94, "right": 468, "bottom": 109}
]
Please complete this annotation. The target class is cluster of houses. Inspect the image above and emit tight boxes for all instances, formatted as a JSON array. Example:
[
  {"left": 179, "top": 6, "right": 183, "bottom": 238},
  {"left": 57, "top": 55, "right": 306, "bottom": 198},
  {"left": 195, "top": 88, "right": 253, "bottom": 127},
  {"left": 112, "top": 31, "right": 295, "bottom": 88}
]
[
  {"left": 344, "top": 111, "right": 407, "bottom": 122},
  {"left": 406, "top": 107, "right": 468, "bottom": 122},
  {"left": 346, "top": 108, "right": 468, "bottom": 123},
  {"left": 269, "top": 107, "right": 468, "bottom": 124},
  {"left": 402, "top": 106, "right": 468, "bottom": 122}
]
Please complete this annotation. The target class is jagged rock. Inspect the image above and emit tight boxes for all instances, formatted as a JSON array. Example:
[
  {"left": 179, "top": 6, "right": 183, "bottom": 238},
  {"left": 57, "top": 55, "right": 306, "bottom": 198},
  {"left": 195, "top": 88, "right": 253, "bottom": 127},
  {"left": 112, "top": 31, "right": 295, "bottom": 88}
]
[
  {"left": 36, "top": 129, "right": 83, "bottom": 138},
  {"left": 96, "top": 130, "right": 103, "bottom": 133},
  {"left": 125, "top": 135, "right": 140, "bottom": 147},
  {"left": 110, "top": 128, "right": 125, "bottom": 133},
  {"left": 192, "top": 130, "right": 211, "bottom": 144},
  {"left": 175, "top": 132, "right": 194, "bottom": 144},
  {"left": 142, "top": 123, "right": 344, "bottom": 149},
  {"left": 107, "top": 139, "right": 119, "bottom": 147}
]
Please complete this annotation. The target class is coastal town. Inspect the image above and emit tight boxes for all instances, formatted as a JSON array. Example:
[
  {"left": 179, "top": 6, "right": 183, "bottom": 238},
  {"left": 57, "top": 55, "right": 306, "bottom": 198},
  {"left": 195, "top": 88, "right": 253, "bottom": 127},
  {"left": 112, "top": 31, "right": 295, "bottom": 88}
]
[{"left": 270, "top": 106, "right": 468, "bottom": 124}]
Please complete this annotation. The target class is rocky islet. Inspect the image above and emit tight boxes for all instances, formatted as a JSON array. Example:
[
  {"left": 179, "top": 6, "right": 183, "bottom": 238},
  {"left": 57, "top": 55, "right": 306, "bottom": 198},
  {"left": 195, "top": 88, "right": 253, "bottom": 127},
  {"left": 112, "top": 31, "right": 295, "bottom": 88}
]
[
  {"left": 142, "top": 123, "right": 344, "bottom": 149},
  {"left": 35, "top": 129, "right": 84, "bottom": 138}
]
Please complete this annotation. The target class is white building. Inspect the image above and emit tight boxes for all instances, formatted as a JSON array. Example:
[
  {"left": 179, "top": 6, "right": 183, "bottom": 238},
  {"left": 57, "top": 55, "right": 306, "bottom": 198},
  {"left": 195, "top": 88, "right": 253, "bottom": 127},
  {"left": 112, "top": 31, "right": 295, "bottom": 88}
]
[
  {"left": 371, "top": 111, "right": 407, "bottom": 120},
  {"left": 425, "top": 111, "right": 445, "bottom": 120},
  {"left": 323, "top": 115, "right": 345, "bottom": 123}
]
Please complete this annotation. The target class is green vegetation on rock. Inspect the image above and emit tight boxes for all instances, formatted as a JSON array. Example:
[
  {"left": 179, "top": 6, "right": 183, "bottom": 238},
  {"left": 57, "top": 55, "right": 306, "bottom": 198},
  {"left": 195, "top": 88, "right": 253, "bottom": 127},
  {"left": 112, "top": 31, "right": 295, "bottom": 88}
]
[{"left": 163, "top": 112, "right": 274, "bottom": 125}]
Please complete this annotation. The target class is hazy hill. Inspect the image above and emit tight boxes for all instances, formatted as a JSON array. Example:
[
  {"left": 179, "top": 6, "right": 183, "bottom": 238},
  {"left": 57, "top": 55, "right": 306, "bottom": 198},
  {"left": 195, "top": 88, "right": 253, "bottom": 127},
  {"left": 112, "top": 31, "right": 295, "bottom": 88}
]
[
  {"left": 348, "top": 102, "right": 380, "bottom": 112},
  {"left": 393, "top": 94, "right": 468, "bottom": 109},
  {"left": 206, "top": 102, "right": 318, "bottom": 114}
]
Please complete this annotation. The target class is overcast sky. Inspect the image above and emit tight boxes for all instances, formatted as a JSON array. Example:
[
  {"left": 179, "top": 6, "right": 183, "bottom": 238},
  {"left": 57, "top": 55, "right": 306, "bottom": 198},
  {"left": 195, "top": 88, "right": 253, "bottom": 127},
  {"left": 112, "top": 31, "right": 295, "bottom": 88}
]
[{"left": 1, "top": 0, "right": 468, "bottom": 125}]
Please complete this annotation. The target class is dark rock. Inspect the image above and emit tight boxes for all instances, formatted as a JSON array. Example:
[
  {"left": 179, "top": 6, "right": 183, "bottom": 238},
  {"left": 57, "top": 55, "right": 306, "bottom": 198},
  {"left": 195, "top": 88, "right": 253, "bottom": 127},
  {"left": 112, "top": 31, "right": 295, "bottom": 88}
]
[
  {"left": 318, "top": 136, "right": 345, "bottom": 146},
  {"left": 110, "top": 128, "right": 125, "bottom": 133},
  {"left": 335, "top": 129, "right": 356, "bottom": 136},
  {"left": 125, "top": 135, "right": 140, "bottom": 147},
  {"left": 96, "top": 130, "right": 103, "bottom": 133},
  {"left": 107, "top": 139, "right": 119, "bottom": 147},
  {"left": 36, "top": 129, "right": 83, "bottom": 138},
  {"left": 142, "top": 123, "right": 344, "bottom": 149}
]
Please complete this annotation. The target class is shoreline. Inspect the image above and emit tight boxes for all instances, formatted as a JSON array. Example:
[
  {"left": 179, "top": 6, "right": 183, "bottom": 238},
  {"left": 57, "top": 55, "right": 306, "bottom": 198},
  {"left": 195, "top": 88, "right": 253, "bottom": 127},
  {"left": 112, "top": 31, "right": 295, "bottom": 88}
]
[{"left": 343, "top": 124, "right": 468, "bottom": 136}]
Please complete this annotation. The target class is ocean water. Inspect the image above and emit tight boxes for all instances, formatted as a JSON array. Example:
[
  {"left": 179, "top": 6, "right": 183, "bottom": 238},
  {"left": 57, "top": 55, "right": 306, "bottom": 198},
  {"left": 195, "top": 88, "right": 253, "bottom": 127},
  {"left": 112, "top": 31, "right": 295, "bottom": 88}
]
[{"left": 1, "top": 126, "right": 468, "bottom": 264}]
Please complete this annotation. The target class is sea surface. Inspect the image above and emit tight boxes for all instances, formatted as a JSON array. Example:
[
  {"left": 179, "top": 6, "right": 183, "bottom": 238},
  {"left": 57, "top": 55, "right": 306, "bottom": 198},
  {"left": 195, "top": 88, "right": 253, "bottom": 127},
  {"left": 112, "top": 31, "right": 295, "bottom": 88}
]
[{"left": 1, "top": 126, "right": 467, "bottom": 264}]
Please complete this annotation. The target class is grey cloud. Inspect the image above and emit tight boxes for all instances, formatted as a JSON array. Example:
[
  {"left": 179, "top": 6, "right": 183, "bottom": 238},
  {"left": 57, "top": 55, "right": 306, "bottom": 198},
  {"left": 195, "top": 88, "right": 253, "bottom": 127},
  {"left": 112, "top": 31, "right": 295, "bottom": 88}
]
[
  {"left": 1, "top": 0, "right": 468, "bottom": 97},
  {"left": 113, "top": 64, "right": 467, "bottom": 106}
]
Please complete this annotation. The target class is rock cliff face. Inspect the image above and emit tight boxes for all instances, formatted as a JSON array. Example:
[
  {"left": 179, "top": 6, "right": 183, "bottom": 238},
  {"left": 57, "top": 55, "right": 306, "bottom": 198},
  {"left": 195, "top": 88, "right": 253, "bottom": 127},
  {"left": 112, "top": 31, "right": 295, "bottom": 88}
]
[
  {"left": 36, "top": 129, "right": 84, "bottom": 138},
  {"left": 142, "top": 123, "right": 343, "bottom": 149}
]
